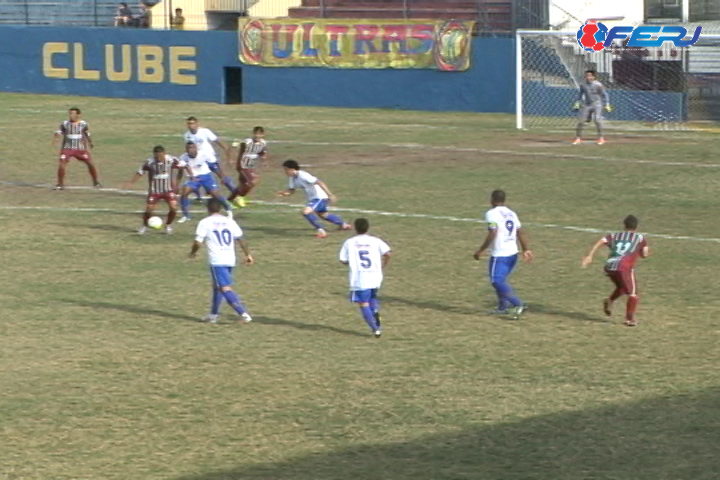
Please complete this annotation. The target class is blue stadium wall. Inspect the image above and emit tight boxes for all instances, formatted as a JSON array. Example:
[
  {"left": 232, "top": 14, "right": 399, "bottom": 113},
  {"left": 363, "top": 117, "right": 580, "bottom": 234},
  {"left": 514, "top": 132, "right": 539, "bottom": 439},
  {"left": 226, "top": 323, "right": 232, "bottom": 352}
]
[{"left": 0, "top": 26, "right": 515, "bottom": 112}]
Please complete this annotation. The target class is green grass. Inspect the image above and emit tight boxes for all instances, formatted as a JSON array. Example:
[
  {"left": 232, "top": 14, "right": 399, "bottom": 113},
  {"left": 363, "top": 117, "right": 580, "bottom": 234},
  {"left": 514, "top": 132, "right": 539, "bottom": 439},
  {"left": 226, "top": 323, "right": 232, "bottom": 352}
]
[{"left": 1, "top": 93, "right": 719, "bottom": 479}]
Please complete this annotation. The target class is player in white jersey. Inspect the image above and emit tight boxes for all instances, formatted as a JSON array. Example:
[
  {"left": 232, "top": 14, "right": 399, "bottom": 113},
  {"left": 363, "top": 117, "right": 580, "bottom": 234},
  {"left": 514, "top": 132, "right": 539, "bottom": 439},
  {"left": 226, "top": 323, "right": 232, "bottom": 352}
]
[
  {"left": 123, "top": 145, "right": 189, "bottom": 235},
  {"left": 189, "top": 198, "right": 254, "bottom": 324},
  {"left": 184, "top": 116, "right": 235, "bottom": 196},
  {"left": 473, "top": 190, "right": 533, "bottom": 319},
  {"left": 228, "top": 126, "right": 268, "bottom": 208},
  {"left": 177, "top": 142, "right": 234, "bottom": 223},
  {"left": 277, "top": 159, "right": 351, "bottom": 238},
  {"left": 339, "top": 218, "right": 391, "bottom": 337}
]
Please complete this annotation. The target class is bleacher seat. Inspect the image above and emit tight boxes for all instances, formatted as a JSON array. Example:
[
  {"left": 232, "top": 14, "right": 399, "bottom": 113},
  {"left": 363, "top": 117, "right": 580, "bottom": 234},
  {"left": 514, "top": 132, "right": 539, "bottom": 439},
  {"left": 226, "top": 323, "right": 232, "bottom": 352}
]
[{"left": 288, "top": 0, "right": 512, "bottom": 31}]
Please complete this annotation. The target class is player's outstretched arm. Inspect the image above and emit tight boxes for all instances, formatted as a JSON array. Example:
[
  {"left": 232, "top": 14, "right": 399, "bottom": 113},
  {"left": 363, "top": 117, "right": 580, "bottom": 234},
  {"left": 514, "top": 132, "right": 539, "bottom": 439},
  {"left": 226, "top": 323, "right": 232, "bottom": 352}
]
[
  {"left": 316, "top": 180, "right": 337, "bottom": 202},
  {"left": 123, "top": 172, "right": 142, "bottom": 190},
  {"left": 382, "top": 252, "right": 391, "bottom": 268},
  {"left": 277, "top": 188, "right": 295, "bottom": 197},
  {"left": 189, "top": 240, "right": 202, "bottom": 259},
  {"left": 517, "top": 229, "right": 534, "bottom": 262},
  {"left": 474, "top": 230, "right": 497, "bottom": 260},
  {"left": 238, "top": 239, "right": 254, "bottom": 265},
  {"left": 581, "top": 238, "right": 606, "bottom": 267}
]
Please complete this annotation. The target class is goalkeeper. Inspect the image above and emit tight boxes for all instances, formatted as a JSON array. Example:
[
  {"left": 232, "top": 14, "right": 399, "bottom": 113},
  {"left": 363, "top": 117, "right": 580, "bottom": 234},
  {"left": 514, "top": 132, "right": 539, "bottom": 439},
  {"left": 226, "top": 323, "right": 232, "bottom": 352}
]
[{"left": 572, "top": 69, "right": 612, "bottom": 145}]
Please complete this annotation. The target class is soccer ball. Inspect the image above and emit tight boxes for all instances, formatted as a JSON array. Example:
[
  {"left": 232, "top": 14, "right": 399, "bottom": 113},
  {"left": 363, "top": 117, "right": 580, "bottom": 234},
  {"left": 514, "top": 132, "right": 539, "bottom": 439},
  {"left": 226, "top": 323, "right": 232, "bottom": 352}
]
[{"left": 147, "top": 216, "right": 163, "bottom": 229}]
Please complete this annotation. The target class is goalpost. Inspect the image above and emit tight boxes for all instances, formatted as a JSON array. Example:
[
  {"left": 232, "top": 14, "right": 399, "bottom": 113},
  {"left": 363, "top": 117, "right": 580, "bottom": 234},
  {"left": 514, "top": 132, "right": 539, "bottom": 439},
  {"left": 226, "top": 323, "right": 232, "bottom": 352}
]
[{"left": 515, "top": 29, "right": 708, "bottom": 133}]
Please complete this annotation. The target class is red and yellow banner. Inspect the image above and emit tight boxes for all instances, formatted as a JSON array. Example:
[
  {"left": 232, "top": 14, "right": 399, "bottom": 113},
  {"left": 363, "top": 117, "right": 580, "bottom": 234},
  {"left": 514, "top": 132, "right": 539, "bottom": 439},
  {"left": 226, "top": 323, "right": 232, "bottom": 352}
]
[{"left": 239, "top": 18, "right": 475, "bottom": 71}]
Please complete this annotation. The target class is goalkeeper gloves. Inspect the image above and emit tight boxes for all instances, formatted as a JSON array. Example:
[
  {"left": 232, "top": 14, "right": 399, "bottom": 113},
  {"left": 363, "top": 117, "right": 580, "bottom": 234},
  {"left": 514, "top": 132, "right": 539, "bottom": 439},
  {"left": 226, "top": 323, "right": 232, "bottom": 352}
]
[
  {"left": 604, "top": 104, "right": 615, "bottom": 113},
  {"left": 572, "top": 101, "right": 582, "bottom": 110}
]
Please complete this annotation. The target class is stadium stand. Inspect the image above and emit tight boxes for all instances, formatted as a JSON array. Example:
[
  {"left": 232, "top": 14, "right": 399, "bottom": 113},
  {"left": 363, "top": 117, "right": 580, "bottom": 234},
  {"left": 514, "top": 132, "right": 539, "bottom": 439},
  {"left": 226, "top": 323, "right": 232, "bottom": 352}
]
[
  {"left": 288, "top": 0, "right": 513, "bottom": 31},
  {"left": 0, "top": 0, "right": 140, "bottom": 27}
]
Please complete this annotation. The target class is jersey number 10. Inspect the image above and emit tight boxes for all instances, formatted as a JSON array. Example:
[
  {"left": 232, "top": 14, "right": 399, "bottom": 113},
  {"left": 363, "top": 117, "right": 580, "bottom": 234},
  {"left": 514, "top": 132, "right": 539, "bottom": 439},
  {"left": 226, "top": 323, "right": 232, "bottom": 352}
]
[{"left": 213, "top": 229, "right": 233, "bottom": 246}]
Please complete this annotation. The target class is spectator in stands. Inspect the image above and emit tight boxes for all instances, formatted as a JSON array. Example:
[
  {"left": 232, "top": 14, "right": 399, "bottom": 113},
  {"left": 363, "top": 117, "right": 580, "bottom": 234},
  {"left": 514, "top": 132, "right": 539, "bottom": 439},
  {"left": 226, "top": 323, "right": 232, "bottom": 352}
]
[
  {"left": 136, "top": 2, "right": 151, "bottom": 28},
  {"left": 171, "top": 8, "right": 185, "bottom": 30},
  {"left": 114, "top": 2, "right": 133, "bottom": 26}
]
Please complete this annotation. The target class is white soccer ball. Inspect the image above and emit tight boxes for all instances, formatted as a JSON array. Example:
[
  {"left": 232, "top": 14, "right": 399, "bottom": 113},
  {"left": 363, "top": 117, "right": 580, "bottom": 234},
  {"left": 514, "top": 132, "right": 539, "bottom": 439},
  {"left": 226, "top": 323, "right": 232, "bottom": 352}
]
[{"left": 147, "top": 216, "right": 163, "bottom": 229}]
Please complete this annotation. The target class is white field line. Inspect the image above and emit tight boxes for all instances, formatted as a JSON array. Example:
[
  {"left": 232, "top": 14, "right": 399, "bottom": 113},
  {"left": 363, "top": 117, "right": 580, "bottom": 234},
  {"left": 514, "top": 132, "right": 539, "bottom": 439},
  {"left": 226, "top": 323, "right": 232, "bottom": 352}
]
[
  {"left": 1, "top": 182, "right": 719, "bottom": 243},
  {"left": 269, "top": 140, "right": 720, "bottom": 169}
]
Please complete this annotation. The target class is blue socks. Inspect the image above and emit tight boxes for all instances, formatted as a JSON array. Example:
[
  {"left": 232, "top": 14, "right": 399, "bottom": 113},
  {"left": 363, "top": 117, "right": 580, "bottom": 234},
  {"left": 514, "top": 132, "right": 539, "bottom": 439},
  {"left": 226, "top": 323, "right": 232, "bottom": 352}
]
[
  {"left": 215, "top": 195, "right": 232, "bottom": 211},
  {"left": 221, "top": 290, "right": 247, "bottom": 315},
  {"left": 304, "top": 213, "right": 324, "bottom": 230},
  {"left": 181, "top": 196, "right": 190, "bottom": 217},
  {"left": 369, "top": 297, "right": 380, "bottom": 314},
  {"left": 359, "top": 305, "right": 379, "bottom": 331},
  {"left": 324, "top": 213, "right": 345, "bottom": 226},
  {"left": 492, "top": 282, "right": 522, "bottom": 308},
  {"left": 211, "top": 289, "right": 223, "bottom": 315},
  {"left": 222, "top": 176, "right": 236, "bottom": 191}
]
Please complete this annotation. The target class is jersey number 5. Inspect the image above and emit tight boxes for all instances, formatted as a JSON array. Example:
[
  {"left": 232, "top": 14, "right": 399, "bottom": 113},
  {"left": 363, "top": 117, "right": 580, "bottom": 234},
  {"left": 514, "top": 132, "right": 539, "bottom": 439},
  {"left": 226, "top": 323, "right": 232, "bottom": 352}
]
[{"left": 359, "top": 250, "right": 372, "bottom": 268}]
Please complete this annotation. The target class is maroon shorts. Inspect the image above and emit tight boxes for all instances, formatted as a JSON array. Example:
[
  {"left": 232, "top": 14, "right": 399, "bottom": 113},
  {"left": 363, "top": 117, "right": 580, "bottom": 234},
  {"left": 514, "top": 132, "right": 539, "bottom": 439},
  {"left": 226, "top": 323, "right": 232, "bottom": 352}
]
[
  {"left": 59, "top": 149, "right": 91, "bottom": 162},
  {"left": 605, "top": 268, "right": 638, "bottom": 295},
  {"left": 147, "top": 192, "right": 177, "bottom": 205},
  {"left": 239, "top": 168, "right": 259, "bottom": 185}
]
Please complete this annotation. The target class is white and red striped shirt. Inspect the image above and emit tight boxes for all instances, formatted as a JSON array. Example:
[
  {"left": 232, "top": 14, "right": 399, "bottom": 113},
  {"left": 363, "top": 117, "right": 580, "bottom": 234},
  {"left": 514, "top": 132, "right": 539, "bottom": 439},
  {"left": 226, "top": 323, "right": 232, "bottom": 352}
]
[
  {"left": 137, "top": 155, "right": 185, "bottom": 194},
  {"left": 60, "top": 120, "right": 90, "bottom": 150},
  {"left": 239, "top": 138, "right": 267, "bottom": 169}
]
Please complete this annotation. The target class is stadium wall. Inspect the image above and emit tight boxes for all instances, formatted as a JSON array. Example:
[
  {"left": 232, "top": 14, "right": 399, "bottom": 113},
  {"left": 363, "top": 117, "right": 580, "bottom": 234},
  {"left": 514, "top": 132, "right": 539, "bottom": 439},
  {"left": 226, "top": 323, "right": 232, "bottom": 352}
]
[{"left": 0, "top": 25, "right": 516, "bottom": 112}]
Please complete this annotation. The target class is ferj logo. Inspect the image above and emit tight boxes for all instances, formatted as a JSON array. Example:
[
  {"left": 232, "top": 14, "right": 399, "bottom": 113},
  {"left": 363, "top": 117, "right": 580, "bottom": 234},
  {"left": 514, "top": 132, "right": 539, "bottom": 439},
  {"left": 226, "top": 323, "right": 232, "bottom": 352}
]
[{"left": 576, "top": 21, "right": 702, "bottom": 51}]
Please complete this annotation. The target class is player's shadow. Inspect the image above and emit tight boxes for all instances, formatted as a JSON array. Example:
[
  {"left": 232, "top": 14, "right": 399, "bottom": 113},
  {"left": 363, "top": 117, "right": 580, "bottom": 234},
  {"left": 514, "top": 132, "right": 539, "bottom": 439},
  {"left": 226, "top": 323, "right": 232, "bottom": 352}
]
[
  {"left": 530, "top": 303, "right": 611, "bottom": 324},
  {"left": 243, "top": 226, "right": 311, "bottom": 237},
  {"left": 381, "top": 295, "right": 479, "bottom": 316},
  {"left": 53, "top": 222, "right": 142, "bottom": 233},
  {"left": 61, "top": 299, "right": 199, "bottom": 323},
  {"left": 253, "top": 316, "right": 368, "bottom": 338},
  {"left": 173, "top": 388, "right": 720, "bottom": 480}
]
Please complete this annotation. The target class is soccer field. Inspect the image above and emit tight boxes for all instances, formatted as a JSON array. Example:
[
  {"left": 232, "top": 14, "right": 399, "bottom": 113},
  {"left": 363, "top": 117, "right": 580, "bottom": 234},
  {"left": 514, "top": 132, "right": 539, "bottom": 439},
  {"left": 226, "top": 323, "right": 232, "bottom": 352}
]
[{"left": 1, "top": 92, "right": 719, "bottom": 480}]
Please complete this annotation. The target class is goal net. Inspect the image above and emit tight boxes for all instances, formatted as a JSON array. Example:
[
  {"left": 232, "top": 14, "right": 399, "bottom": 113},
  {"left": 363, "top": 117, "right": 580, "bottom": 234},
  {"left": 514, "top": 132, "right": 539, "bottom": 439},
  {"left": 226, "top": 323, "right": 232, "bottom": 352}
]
[{"left": 516, "top": 30, "right": 691, "bottom": 133}]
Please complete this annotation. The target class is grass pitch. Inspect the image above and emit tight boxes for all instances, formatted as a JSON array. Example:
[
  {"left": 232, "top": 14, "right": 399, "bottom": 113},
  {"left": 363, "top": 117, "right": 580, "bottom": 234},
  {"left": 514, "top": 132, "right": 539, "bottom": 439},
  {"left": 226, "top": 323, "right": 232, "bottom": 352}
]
[{"left": 0, "top": 93, "right": 719, "bottom": 480}]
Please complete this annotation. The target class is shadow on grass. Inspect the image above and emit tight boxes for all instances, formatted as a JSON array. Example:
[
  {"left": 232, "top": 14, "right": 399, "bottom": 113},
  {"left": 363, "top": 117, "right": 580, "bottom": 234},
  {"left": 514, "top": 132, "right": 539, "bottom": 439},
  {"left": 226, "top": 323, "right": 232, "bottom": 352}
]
[
  {"left": 61, "top": 299, "right": 198, "bottom": 322},
  {"left": 244, "top": 226, "right": 310, "bottom": 237},
  {"left": 382, "top": 295, "right": 479, "bottom": 316},
  {"left": 530, "top": 303, "right": 611, "bottom": 324},
  {"left": 253, "top": 316, "right": 368, "bottom": 338},
  {"left": 174, "top": 388, "right": 720, "bottom": 480}
]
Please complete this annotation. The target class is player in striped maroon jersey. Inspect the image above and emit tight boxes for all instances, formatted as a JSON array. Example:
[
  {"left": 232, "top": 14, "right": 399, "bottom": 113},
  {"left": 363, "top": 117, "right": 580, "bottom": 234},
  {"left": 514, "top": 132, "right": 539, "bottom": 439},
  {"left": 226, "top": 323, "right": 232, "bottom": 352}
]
[
  {"left": 582, "top": 215, "right": 650, "bottom": 326},
  {"left": 123, "top": 145, "right": 190, "bottom": 235},
  {"left": 228, "top": 126, "right": 268, "bottom": 208},
  {"left": 52, "top": 107, "right": 101, "bottom": 190}
]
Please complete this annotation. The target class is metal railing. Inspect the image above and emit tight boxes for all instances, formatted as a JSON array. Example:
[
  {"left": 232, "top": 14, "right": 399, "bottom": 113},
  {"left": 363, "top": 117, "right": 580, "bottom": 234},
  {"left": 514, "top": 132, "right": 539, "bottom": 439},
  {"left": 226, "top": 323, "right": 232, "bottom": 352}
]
[{"left": 0, "top": 0, "right": 548, "bottom": 30}]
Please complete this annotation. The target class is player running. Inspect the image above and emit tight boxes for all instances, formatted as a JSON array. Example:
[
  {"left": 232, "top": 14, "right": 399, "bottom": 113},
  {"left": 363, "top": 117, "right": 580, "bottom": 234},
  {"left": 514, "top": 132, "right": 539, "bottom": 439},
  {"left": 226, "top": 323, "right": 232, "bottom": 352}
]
[
  {"left": 53, "top": 107, "right": 101, "bottom": 190},
  {"left": 473, "top": 190, "right": 533, "bottom": 319},
  {"left": 581, "top": 215, "right": 649, "bottom": 327},
  {"left": 277, "top": 159, "right": 351, "bottom": 238},
  {"left": 339, "top": 218, "right": 391, "bottom": 338},
  {"left": 183, "top": 116, "right": 236, "bottom": 196},
  {"left": 573, "top": 70, "right": 612, "bottom": 145},
  {"left": 123, "top": 145, "right": 189, "bottom": 235},
  {"left": 178, "top": 142, "right": 234, "bottom": 223},
  {"left": 189, "top": 198, "right": 254, "bottom": 324},
  {"left": 228, "top": 126, "right": 268, "bottom": 208}
]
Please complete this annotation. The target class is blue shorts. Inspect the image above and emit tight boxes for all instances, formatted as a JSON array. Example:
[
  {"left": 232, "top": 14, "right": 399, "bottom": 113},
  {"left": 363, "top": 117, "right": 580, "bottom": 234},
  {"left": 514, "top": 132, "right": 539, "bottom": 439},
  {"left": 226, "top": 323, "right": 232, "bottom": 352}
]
[
  {"left": 186, "top": 174, "right": 218, "bottom": 193},
  {"left": 210, "top": 266, "right": 234, "bottom": 288},
  {"left": 489, "top": 254, "right": 518, "bottom": 284},
  {"left": 207, "top": 161, "right": 221, "bottom": 175},
  {"left": 350, "top": 289, "right": 377, "bottom": 303},
  {"left": 307, "top": 198, "right": 328, "bottom": 213}
]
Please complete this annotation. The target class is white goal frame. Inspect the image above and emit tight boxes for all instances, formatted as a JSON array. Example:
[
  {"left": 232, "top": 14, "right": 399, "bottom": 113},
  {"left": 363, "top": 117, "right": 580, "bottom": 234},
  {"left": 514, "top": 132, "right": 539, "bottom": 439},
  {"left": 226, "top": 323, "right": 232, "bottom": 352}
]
[{"left": 514, "top": 29, "right": 720, "bottom": 131}]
